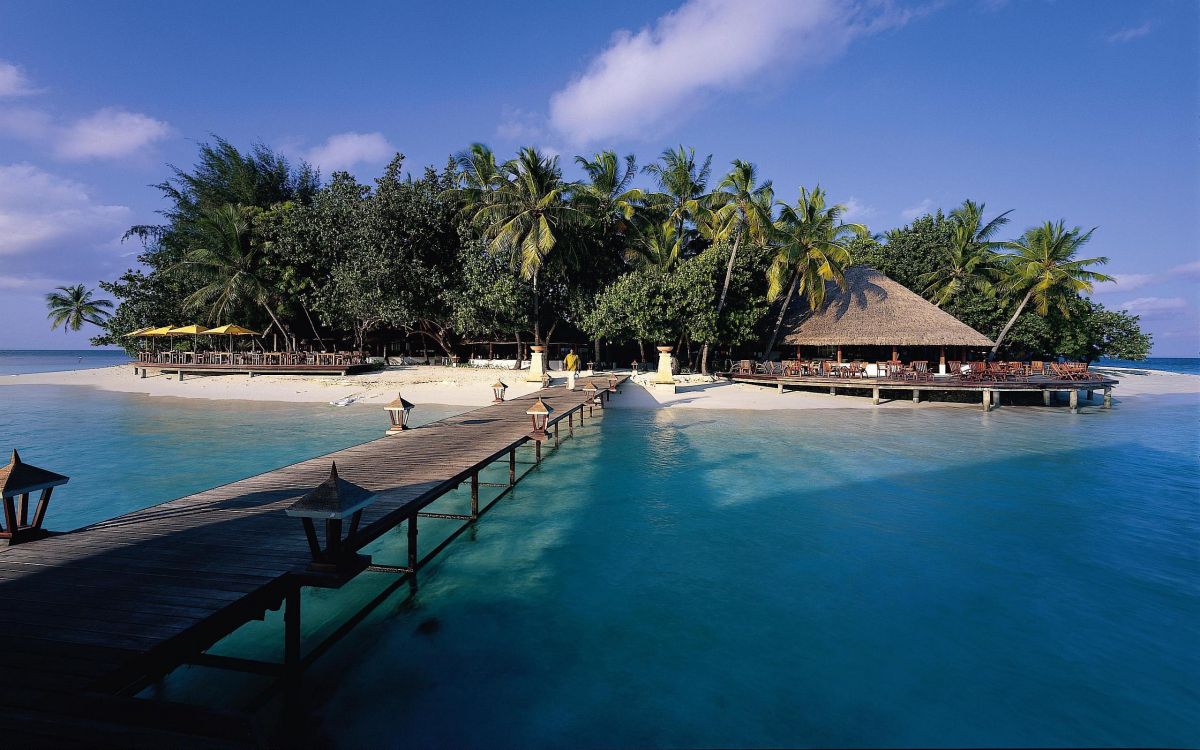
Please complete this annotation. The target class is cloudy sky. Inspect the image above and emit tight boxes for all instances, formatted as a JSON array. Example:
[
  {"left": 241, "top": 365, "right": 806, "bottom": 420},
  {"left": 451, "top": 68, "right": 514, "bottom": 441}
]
[{"left": 1, "top": 0, "right": 1196, "bottom": 354}]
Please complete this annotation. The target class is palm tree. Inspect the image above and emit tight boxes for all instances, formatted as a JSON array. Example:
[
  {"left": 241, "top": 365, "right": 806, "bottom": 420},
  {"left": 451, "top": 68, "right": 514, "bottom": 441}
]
[
  {"left": 641, "top": 145, "right": 712, "bottom": 242},
  {"left": 763, "top": 187, "right": 868, "bottom": 356},
  {"left": 45, "top": 284, "right": 112, "bottom": 332},
  {"left": 989, "top": 221, "right": 1113, "bottom": 358},
  {"left": 625, "top": 220, "right": 682, "bottom": 271},
  {"left": 468, "top": 147, "right": 583, "bottom": 344},
  {"left": 176, "top": 203, "right": 290, "bottom": 343},
  {"left": 447, "top": 142, "right": 503, "bottom": 210},
  {"left": 573, "top": 150, "right": 644, "bottom": 232},
  {"left": 697, "top": 160, "right": 774, "bottom": 373},
  {"left": 918, "top": 200, "right": 1010, "bottom": 307}
]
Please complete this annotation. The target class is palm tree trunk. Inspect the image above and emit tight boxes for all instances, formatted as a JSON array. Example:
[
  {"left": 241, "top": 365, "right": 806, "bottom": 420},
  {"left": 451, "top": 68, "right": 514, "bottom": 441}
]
[
  {"left": 700, "top": 228, "right": 743, "bottom": 375},
  {"left": 532, "top": 271, "right": 541, "bottom": 345},
  {"left": 763, "top": 268, "right": 801, "bottom": 357},
  {"left": 261, "top": 303, "right": 290, "bottom": 352},
  {"left": 990, "top": 287, "right": 1034, "bottom": 360},
  {"left": 513, "top": 329, "right": 522, "bottom": 370},
  {"left": 594, "top": 336, "right": 600, "bottom": 367},
  {"left": 302, "top": 304, "right": 325, "bottom": 352}
]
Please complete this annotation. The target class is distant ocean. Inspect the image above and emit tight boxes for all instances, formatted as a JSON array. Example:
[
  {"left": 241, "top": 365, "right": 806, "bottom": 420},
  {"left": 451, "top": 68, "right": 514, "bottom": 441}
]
[
  {"left": 0, "top": 349, "right": 131, "bottom": 376},
  {"left": 1097, "top": 357, "right": 1200, "bottom": 375}
]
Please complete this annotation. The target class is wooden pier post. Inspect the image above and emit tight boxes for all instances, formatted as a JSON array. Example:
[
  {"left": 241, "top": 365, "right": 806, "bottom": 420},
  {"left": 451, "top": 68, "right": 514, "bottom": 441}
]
[
  {"left": 829, "top": 386, "right": 836, "bottom": 396},
  {"left": 912, "top": 389, "right": 920, "bottom": 403},
  {"left": 554, "top": 422, "right": 560, "bottom": 447},
  {"left": 284, "top": 587, "right": 301, "bottom": 681},
  {"left": 509, "top": 448, "right": 516, "bottom": 485},
  {"left": 535, "top": 440, "right": 541, "bottom": 463},
  {"left": 1043, "top": 390, "right": 1051, "bottom": 406},
  {"left": 777, "top": 382, "right": 784, "bottom": 394},
  {"left": 1103, "top": 387, "right": 1112, "bottom": 409},
  {"left": 568, "top": 412, "right": 574, "bottom": 435},
  {"left": 407, "top": 515, "right": 419, "bottom": 570},
  {"left": 1069, "top": 389, "right": 1079, "bottom": 414},
  {"left": 1086, "top": 389, "right": 1094, "bottom": 401},
  {"left": 470, "top": 472, "right": 479, "bottom": 518},
  {"left": 872, "top": 387, "right": 880, "bottom": 405},
  {"left": 982, "top": 389, "right": 992, "bottom": 412}
]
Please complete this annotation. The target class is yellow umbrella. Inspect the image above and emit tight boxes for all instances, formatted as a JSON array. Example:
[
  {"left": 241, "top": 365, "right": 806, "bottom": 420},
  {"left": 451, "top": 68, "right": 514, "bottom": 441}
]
[
  {"left": 124, "top": 326, "right": 153, "bottom": 337},
  {"left": 202, "top": 325, "right": 261, "bottom": 358},
  {"left": 169, "top": 324, "right": 211, "bottom": 354},
  {"left": 141, "top": 326, "right": 175, "bottom": 336}
]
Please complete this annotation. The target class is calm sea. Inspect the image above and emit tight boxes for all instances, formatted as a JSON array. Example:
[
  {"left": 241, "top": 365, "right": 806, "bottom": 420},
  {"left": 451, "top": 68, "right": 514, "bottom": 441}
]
[
  {"left": 0, "top": 349, "right": 130, "bottom": 375},
  {"left": 0, "top": 379, "right": 1197, "bottom": 747}
]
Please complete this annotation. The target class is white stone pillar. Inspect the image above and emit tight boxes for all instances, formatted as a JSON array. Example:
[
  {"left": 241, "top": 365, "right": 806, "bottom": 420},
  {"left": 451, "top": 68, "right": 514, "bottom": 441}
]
[
  {"left": 526, "top": 345, "right": 548, "bottom": 383},
  {"left": 654, "top": 346, "right": 677, "bottom": 393}
]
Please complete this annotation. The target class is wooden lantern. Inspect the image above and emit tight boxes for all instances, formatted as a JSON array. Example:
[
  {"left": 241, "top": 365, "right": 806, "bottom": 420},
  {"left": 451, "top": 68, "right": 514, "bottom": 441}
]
[
  {"left": 384, "top": 393, "right": 415, "bottom": 435},
  {"left": 285, "top": 462, "right": 375, "bottom": 577},
  {"left": 0, "top": 450, "right": 69, "bottom": 545},
  {"left": 491, "top": 379, "right": 508, "bottom": 403},
  {"left": 526, "top": 398, "right": 553, "bottom": 441}
]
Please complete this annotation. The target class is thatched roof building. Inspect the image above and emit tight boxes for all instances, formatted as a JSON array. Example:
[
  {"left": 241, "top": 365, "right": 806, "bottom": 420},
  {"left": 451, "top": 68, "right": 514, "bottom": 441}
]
[{"left": 781, "top": 266, "right": 994, "bottom": 348}]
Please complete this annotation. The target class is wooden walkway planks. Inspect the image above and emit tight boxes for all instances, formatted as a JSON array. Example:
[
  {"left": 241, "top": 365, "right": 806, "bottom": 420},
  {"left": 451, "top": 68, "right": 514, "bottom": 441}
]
[{"left": 0, "top": 376, "right": 626, "bottom": 746}]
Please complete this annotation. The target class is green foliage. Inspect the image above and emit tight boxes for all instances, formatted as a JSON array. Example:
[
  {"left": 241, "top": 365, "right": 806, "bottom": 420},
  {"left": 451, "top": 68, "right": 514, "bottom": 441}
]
[
  {"left": 857, "top": 211, "right": 951, "bottom": 290},
  {"left": 45, "top": 284, "right": 111, "bottom": 333}
]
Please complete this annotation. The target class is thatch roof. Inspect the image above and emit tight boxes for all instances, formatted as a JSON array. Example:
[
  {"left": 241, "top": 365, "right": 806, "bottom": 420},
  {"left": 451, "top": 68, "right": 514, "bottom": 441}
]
[{"left": 780, "top": 266, "right": 994, "bottom": 347}]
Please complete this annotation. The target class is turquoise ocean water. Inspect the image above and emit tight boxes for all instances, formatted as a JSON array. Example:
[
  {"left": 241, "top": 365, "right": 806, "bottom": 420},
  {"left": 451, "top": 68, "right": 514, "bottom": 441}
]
[
  {"left": 0, "top": 358, "right": 1198, "bottom": 747},
  {"left": 0, "top": 349, "right": 131, "bottom": 375}
]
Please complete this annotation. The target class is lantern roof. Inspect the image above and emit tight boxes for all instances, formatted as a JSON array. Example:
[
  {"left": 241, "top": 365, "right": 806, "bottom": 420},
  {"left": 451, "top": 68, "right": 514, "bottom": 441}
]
[
  {"left": 582, "top": 381, "right": 597, "bottom": 391},
  {"left": 525, "top": 398, "right": 553, "bottom": 416},
  {"left": 385, "top": 394, "right": 415, "bottom": 411},
  {"left": 0, "top": 450, "right": 69, "bottom": 499},
  {"left": 492, "top": 379, "right": 507, "bottom": 389},
  {"left": 285, "top": 462, "right": 375, "bottom": 520}
]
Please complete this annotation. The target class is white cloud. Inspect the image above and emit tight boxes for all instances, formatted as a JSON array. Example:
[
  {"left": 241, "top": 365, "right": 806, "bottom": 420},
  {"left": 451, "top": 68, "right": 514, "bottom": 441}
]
[
  {"left": 0, "top": 163, "right": 130, "bottom": 256},
  {"left": 496, "top": 106, "right": 545, "bottom": 142},
  {"left": 1098, "top": 273, "right": 1156, "bottom": 294},
  {"left": 548, "top": 0, "right": 921, "bottom": 143},
  {"left": 55, "top": 107, "right": 171, "bottom": 160},
  {"left": 900, "top": 197, "right": 935, "bottom": 221},
  {"left": 840, "top": 196, "right": 874, "bottom": 221},
  {"left": 1119, "top": 296, "right": 1189, "bottom": 318},
  {"left": 1169, "top": 260, "right": 1200, "bottom": 280},
  {"left": 1106, "top": 21, "right": 1152, "bottom": 44},
  {"left": 0, "top": 60, "right": 38, "bottom": 97},
  {"left": 0, "top": 106, "right": 54, "bottom": 141},
  {"left": 303, "top": 132, "right": 395, "bottom": 172}
]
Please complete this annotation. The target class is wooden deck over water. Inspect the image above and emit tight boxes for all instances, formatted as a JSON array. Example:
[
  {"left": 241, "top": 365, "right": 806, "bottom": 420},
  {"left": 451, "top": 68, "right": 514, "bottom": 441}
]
[
  {"left": 135, "top": 362, "right": 377, "bottom": 378},
  {"left": 0, "top": 376, "right": 626, "bottom": 747},
  {"left": 726, "top": 371, "right": 1118, "bottom": 411}
]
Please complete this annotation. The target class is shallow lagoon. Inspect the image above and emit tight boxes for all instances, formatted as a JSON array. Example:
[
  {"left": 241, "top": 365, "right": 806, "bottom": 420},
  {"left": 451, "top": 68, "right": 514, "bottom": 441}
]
[{"left": 1, "top": 384, "right": 1197, "bottom": 747}]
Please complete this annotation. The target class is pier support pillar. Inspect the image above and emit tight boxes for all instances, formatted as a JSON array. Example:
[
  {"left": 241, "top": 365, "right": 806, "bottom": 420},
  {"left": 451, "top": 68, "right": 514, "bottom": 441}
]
[
  {"left": 1086, "top": 389, "right": 1093, "bottom": 401},
  {"left": 777, "top": 382, "right": 784, "bottom": 394},
  {"left": 912, "top": 389, "right": 920, "bottom": 403},
  {"left": 284, "top": 587, "right": 301, "bottom": 681},
  {"left": 407, "top": 515, "right": 419, "bottom": 570},
  {"left": 982, "top": 389, "right": 992, "bottom": 412},
  {"left": 1103, "top": 387, "right": 1112, "bottom": 409},
  {"left": 140, "top": 368, "right": 146, "bottom": 379},
  {"left": 829, "top": 387, "right": 836, "bottom": 396},
  {"left": 509, "top": 449, "right": 516, "bottom": 486},
  {"left": 1043, "top": 390, "right": 1051, "bottom": 406},
  {"left": 554, "top": 422, "right": 559, "bottom": 447},
  {"left": 568, "top": 412, "right": 574, "bottom": 435},
  {"left": 178, "top": 371, "right": 183, "bottom": 382},
  {"left": 1069, "top": 389, "right": 1079, "bottom": 414},
  {"left": 872, "top": 387, "right": 880, "bottom": 405},
  {"left": 535, "top": 440, "right": 541, "bottom": 463},
  {"left": 470, "top": 473, "right": 479, "bottom": 518}
]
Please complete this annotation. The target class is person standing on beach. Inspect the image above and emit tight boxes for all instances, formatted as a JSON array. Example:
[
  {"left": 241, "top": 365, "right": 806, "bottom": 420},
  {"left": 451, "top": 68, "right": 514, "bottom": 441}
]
[{"left": 563, "top": 349, "right": 580, "bottom": 373}]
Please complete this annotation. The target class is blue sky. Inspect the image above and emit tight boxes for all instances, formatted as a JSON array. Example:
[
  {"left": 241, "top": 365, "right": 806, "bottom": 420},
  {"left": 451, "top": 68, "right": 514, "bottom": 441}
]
[{"left": 1, "top": 0, "right": 1196, "bottom": 354}]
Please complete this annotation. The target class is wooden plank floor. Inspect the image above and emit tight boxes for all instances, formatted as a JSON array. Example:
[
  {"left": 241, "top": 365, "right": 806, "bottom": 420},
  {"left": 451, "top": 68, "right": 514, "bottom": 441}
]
[
  {"left": 0, "top": 376, "right": 626, "bottom": 746},
  {"left": 728, "top": 372, "right": 1118, "bottom": 391}
]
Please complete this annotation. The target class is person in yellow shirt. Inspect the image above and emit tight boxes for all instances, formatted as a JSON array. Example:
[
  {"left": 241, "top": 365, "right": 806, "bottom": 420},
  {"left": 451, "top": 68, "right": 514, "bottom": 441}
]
[{"left": 563, "top": 349, "right": 580, "bottom": 373}]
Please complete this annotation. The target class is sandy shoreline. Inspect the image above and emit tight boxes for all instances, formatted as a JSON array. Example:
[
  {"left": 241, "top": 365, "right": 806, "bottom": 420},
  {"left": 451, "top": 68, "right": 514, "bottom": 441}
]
[{"left": 3, "top": 363, "right": 1197, "bottom": 410}]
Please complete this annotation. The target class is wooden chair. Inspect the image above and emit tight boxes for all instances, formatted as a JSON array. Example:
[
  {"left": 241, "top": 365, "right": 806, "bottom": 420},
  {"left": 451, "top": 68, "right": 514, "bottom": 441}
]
[
  {"left": 1029, "top": 360, "right": 1044, "bottom": 377},
  {"left": 911, "top": 360, "right": 932, "bottom": 381}
]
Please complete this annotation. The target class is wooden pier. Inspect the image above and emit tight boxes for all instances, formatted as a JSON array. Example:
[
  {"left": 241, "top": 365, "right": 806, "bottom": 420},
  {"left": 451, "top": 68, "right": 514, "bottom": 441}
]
[
  {"left": 727, "top": 372, "right": 1118, "bottom": 412},
  {"left": 0, "top": 375, "right": 626, "bottom": 747},
  {"left": 134, "top": 362, "right": 377, "bottom": 379}
]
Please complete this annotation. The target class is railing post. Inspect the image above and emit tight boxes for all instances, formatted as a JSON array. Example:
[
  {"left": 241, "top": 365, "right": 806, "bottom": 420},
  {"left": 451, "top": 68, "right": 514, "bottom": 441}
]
[
  {"left": 470, "top": 472, "right": 479, "bottom": 518},
  {"left": 407, "top": 515, "right": 418, "bottom": 570},
  {"left": 509, "top": 448, "right": 516, "bottom": 485}
]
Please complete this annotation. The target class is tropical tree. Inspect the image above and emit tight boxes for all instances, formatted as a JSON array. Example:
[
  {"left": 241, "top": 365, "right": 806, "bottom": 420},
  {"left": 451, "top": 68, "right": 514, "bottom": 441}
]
[
  {"left": 626, "top": 220, "right": 682, "bottom": 271},
  {"left": 467, "top": 147, "right": 584, "bottom": 344},
  {"left": 697, "top": 159, "right": 774, "bottom": 373},
  {"left": 918, "top": 199, "right": 1010, "bottom": 307},
  {"left": 448, "top": 142, "right": 503, "bottom": 211},
  {"left": 989, "top": 220, "right": 1113, "bottom": 358},
  {"left": 763, "top": 187, "right": 868, "bottom": 355},
  {"left": 45, "top": 284, "right": 112, "bottom": 332},
  {"left": 642, "top": 145, "right": 712, "bottom": 243},
  {"left": 573, "top": 150, "right": 644, "bottom": 232},
  {"left": 176, "top": 203, "right": 290, "bottom": 342}
]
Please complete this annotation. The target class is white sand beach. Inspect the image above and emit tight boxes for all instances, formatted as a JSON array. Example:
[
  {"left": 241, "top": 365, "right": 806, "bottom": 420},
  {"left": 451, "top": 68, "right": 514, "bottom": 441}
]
[{"left": 3, "top": 363, "right": 1197, "bottom": 410}]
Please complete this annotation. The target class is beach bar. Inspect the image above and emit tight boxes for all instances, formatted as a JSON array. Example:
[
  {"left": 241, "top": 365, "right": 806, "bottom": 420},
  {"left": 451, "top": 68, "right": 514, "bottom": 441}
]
[{"left": 728, "top": 267, "right": 1117, "bottom": 411}]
